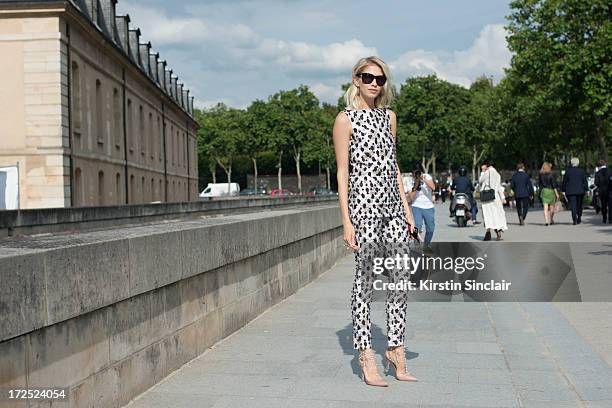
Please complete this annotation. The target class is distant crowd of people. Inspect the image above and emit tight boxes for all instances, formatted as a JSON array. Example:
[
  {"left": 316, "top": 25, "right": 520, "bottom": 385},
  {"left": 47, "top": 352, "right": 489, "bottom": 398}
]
[
  {"left": 406, "top": 157, "right": 611, "bottom": 242},
  {"left": 503, "top": 158, "right": 611, "bottom": 226}
]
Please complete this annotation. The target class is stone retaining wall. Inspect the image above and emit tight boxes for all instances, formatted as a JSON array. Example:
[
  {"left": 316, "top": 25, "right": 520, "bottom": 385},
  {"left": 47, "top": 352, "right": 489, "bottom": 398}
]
[{"left": 0, "top": 203, "right": 344, "bottom": 407}]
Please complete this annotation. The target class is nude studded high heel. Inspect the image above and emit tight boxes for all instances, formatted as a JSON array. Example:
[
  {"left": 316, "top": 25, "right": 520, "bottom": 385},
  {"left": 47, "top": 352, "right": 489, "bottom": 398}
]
[
  {"left": 358, "top": 349, "right": 388, "bottom": 387},
  {"left": 384, "top": 346, "right": 418, "bottom": 382}
]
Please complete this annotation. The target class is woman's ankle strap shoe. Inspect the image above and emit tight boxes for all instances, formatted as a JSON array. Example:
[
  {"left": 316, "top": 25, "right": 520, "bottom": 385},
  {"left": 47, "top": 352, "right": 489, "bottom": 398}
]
[
  {"left": 358, "top": 349, "right": 388, "bottom": 387},
  {"left": 384, "top": 347, "right": 418, "bottom": 382}
]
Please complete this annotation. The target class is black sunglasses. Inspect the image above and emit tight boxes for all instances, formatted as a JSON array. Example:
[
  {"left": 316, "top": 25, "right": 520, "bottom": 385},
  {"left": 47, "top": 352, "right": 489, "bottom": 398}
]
[{"left": 357, "top": 72, "right": 387, "bottom": 86}]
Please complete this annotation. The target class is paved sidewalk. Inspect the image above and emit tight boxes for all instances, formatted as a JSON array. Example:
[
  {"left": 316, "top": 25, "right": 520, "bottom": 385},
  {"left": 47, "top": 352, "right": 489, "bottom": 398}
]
[
  {"left": 433, "top": 202, "right": 610, "bottom": 242},
  {"left": 128, "top": 253, "right": 612, "bottom": 408}
]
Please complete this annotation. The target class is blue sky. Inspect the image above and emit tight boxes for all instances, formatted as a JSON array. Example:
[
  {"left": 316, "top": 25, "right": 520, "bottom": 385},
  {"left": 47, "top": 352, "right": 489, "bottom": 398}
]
[{"left": 117, "top": 0, "right": 512, "bottom": 109}]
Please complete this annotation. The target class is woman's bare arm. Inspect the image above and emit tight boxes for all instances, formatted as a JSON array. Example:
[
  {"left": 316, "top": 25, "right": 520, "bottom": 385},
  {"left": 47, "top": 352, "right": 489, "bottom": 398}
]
[
  {"left": 389, "top": 110, "right": 415, "bottom": 228},
  {"left": 333, "top": 111, "right": 358, "bottom": 249}
]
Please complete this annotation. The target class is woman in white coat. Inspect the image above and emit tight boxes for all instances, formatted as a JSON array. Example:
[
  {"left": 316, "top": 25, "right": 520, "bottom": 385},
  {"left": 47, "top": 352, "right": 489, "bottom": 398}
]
[{"left": 478, "top": 159, "right": 508, "bottom": 241}]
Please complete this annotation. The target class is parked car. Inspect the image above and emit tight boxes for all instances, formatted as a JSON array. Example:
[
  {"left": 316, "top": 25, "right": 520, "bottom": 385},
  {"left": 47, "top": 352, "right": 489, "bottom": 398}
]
[
  {"left": 199, "top": 183, "right": 240, "bottom": 198},
  {"left": 239, "top": 187, "right": 267, "bottom": 196},
  {"left": 309, "top": 186, "right": 337, "bottom": 196},
  {"left": 270, "top": 188, "right": 293, "bottom": 197}
]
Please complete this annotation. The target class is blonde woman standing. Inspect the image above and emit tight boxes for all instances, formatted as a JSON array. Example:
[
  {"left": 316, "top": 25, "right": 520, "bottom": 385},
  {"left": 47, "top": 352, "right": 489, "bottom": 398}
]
[{"left": 333, "top": 56, "right": 418, "bottom": 386}]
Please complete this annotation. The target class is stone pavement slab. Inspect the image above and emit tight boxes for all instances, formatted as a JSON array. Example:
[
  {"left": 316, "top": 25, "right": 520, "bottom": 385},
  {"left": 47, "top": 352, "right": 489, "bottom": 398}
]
[{"left": 126, "top": 252, "right": 612, "bottom": 408}]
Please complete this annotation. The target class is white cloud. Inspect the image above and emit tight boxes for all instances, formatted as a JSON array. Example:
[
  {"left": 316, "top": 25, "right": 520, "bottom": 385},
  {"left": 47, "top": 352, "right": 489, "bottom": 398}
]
[
  {"left": 120, "top": 2, "right": 374, "bottom": 73},
  {"left": 118, "top": 1, "right": 512, "bottom": 106},
  {"left": 309, "top": 82, "right": 343, "bottom": 101},
  {"left": 119, "top": 2, "right": 257, "bottom": 46},
  {"left": 390, "top": 24, "right": 511, "bottom": 87},
  {"left": 237, "top": 39, "right": 377, "bottom": 71}
]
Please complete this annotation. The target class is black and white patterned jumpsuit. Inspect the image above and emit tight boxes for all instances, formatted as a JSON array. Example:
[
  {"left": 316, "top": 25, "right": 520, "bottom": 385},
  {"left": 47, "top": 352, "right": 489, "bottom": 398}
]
[{"left": 345, "top": 107, "right": 410, "bottom": 351}]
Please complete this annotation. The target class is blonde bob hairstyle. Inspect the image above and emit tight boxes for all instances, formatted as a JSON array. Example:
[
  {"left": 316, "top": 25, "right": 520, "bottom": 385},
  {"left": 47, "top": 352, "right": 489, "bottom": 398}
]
[{"left": 344, "top": 56, "right": 395, "bottom": 109}]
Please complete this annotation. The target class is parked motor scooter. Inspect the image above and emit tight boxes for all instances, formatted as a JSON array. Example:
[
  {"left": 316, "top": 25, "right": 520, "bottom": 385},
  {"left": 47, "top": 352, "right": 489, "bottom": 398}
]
[{"left": 450, "top": 193, "right": 471, "bottom": 227}]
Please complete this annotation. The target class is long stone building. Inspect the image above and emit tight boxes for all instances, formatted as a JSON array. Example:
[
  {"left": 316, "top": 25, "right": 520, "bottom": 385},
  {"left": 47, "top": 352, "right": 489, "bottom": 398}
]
[{"left": 0, "top": 0, "right": 199, "bottom": 209}]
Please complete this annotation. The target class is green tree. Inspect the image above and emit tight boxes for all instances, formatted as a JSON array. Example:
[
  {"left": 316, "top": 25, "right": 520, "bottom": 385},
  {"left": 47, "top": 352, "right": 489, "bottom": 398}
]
[
  {"left": 303, "top": 103, "right": 337, "bottom": 189},
  {"left": 505, "top": 0, "right": 611, "bottom": 164},
  {"left": 197, "top": 104, "right": 246, "bottom": 194},
  {"left": 392, "top": 75, "right": 470, "bottom": 177},
  {"left": 269, "top": 85, "right": 320, "bottom": 193},
  {"left": 244, "top": 99, "right": 272, "bottom": 190},
  {"left": 463, "top": 76, "right": 498, "bottom": 180}
]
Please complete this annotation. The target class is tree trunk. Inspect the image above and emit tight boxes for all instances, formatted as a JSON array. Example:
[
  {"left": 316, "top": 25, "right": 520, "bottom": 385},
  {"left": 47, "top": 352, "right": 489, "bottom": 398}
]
[
  {"left": 432, "top": 158, "right": 437, "bottom": 179},
  {"left": 252, "top": 157, "right": 258, "bottom": 190},
  {"left": 422, "top": 152, "right": 435, "bottom": 175},
  {"left": 216, "top": 158, "right": 232, "bottom": 194},
  {"left": 471, "top": 146, "right": 485, "bottom": 182},
  {"left": 277, "top": 151, "right": 283, "bottom": 190},
  {"left": 472, "top": 147, "right": 477, "bottom": 182},
  {"left": 596, "top": 116, "right": 609, "bottom": 162},
  {"left": 227, "top": 167, "right": 232, "bottom": 194},
  {"left": 293, "top": 146, "right": 302, "bottom": 194},
  {"left": 326, "top": 166, "right": 331, "bottom": 190},
  {"left": 208, "top": 161, "right": 217, "bottom": 184}
]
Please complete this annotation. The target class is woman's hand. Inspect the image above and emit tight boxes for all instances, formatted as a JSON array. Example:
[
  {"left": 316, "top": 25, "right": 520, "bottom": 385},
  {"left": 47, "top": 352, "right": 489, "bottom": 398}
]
[
  {"left": 343, "top": 222, "right": 359, "bottom": 251},
  {"left": 405, "top": 209, "right": 416, "bottom": 233}
]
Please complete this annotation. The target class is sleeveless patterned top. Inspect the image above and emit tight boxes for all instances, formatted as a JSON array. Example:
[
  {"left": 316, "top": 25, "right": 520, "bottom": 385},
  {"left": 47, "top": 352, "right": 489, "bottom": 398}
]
[{"left": 344, "top": 107, "right": 404, "bottom": 222}]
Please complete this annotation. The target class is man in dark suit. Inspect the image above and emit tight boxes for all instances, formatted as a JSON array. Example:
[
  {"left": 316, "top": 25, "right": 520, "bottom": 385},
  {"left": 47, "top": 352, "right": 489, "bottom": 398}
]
[
  {"left": 510, "top": 162, "right": 534, "bottom": 225},
  {"left": 595, "top": 159, "right": 611, "bottom": 223},
  {"left": 562, "top": 158, "right": 588, "bottom": 225}
]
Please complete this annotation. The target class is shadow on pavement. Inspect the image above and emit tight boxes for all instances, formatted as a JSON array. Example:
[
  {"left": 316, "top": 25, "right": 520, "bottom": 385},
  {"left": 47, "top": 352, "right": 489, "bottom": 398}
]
[{"left": 336, "top": 323, "right": 420, "bottom": 379}]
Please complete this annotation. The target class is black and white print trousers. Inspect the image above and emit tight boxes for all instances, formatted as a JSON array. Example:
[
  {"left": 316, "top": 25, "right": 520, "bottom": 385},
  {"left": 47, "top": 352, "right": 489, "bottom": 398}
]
[{"left": 350, "top": 215, "right": 411, "bottom": 350}]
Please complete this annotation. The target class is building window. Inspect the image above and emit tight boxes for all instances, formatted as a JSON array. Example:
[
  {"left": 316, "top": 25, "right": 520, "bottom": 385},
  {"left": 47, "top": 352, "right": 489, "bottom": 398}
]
[
  {"left": 149, "top": 112, "right": 154, "bottom": 160},
  {"left": 127, "top": 99, "right": 133, "bottom": 153},
  {"left": 170, "top": 125, "right": 175, "bottom": 166},
  {"left": 71, "top": 62, "right": 82, "bottom": 140},
  {"left": 139, "top": 105, "right": 145, "bottom": 156},
  {"left": 150, "top": 178, "right": 154, "bottom": 201},
  {"left": 116, "top": 173, "right": 121, "bottom": 204},
  {"left": 159, "top": 179, "right": 162, "bottom": 200},
  {"left": 98, "top": 170, "right": 105, "bottom": 206},
  {"left": 74, "top": 167, "right": 82, "bottom": 206},
  {"left": 96, "top": 79, "right": 104, "bottom": 145},
  {"left": 129, "top": 174, "right": 134, "bottom": 202},
  {"left": 176, "top": 130, "right": 180, "bottom": 168},
  {"left": 141, "top": 176, "right": 145, "bottom": 202},
  {"left": 113, "top": 88, "right": 121, "bottom": 149},
  {"left": 157, "top": 116, "right": 162, "bottom": 162}
]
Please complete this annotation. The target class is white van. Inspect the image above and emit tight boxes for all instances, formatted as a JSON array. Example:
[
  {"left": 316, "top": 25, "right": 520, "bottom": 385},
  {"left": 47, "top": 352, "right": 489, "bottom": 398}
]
[{"left": 199, "top": 183, "right": 240, "bottom": 198}]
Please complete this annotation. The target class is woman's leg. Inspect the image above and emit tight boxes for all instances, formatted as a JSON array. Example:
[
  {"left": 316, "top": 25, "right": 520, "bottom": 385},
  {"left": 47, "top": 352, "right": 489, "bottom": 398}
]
[
  {"left": 382, "top": 216, "right": 410, "bottom": 348},
  {"left": 543, "top": 203, "right": 549, "bottom": 224},
  {"left": 421, "top": 208, "right": 435, "bottom": 244},
  {"left": 550, "top": 202, "right": 556, "bottom": 223},
  {"left": 351, "top": 218, "right": 380, "bottom": 350},
  {"left": 411, "top": 206, "right": 424, "bottom": 233}
]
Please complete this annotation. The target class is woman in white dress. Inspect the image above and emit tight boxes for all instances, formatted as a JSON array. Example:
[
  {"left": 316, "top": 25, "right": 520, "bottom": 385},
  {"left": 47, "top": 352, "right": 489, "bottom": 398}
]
[{"left": 478, "top": 159, "right": 508, "bottom": 241}]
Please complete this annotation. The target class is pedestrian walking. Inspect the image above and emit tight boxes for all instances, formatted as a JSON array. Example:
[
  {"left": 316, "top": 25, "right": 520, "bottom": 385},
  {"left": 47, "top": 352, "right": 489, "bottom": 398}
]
[
  {"left": 333, "top": 56, "right": 418, "bottom": 387},
  {"left": 538, "top": 162, "right": 559, "bottom": 226},
  {"left": 595, "top": 159, "right": 611, "bottom": 223},
  {"left": 409, "top": 164, "right": 436, "bottom": 245},
  {"left": 562, "top": 158, "right": 588, "bottom": 225},
  {"left": 511, "top": 162, "right": 534, "bottom": 225},
  {"left": 478, "top": 159, "right": 508, "bottom": 240}
]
